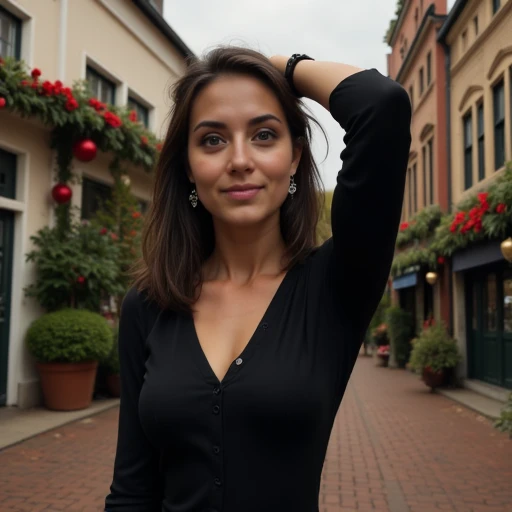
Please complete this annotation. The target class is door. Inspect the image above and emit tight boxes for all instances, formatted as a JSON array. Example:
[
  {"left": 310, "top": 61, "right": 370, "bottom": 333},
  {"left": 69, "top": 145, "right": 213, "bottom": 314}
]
[
  {"left": 0, "top": 148, "right": 16, "bottom": 406},
  {"left": 467, "top": 266, "right": 512, "bottom": 389},
  {"left": 0, "top": 210, "right": 14, "bottom": 405}
]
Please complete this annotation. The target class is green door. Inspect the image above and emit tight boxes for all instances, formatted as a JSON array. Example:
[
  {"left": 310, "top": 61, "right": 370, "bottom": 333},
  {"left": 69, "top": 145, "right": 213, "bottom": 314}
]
[
  {"left": 467, "top": 266, "right": 512, "bottom": 389},
  {"left": 0, "top": 148, "right": 16, "bottom": 406}
]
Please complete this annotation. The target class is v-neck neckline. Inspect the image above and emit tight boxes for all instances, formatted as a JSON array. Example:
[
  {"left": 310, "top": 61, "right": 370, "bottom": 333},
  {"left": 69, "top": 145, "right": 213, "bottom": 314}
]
[{"left": 187, "top": 263, "right": 299, "bottom": 387}]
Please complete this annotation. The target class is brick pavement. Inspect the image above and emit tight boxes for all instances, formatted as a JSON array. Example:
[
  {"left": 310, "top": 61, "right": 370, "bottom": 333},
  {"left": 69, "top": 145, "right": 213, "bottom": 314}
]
[{"left": 0, "top": 355, "right": 510, "bottom": 512}]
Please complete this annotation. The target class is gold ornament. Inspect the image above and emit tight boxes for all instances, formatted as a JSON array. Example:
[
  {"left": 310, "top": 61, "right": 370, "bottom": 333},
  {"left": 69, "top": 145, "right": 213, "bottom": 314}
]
[
  {"left": 425, "top": 271, "right": 438, "bottom": 286},
  {"left": 501, "top": 238, "right": 512, "bottom": 263},
  {"left": 120, "top": 175, "right": 131, "bottom": 187}
]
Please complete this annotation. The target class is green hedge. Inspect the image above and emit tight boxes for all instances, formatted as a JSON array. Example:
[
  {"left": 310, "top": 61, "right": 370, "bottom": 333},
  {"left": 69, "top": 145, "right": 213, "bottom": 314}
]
[
  {"left": 385, "top": 306, "right": 413, "bottom": 368},
  {"left": 26, "top": 309, "right": 113, "bottom": 363}
]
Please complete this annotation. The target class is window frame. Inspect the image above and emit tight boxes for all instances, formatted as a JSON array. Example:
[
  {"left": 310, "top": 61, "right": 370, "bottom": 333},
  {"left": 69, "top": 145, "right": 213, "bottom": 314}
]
[
  {"left": 0, "top": 5, "right": 22, "bottom": 60},
  {"left": 493, "top": 79, "right": 505, "bottom": 171},
  {"left": 127, "top": 96, "right": 150, "bottom": 128},
  {"left": 463, "top": 111, "right": 473, "bottom": 190},
  {"left": 492, "top": 0, "right": 501, "bottom": 15},
  {"left": 426, "top": 52, "right": 432, "bottom": 85},
  {"left": 427, "top": 138, "right": 434, "bottom": 204},
  {"left": 477, "top": 101, "right": 485, "bottom": 181}
]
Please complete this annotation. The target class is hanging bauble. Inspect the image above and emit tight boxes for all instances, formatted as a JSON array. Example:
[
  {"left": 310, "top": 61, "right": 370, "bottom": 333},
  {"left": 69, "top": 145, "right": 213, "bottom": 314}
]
[
  {"left": 500, "top": 237, "right": 512, "bottom": 262},
  {"left": 0, "top": 97, "right": 6, "bottom": 109},
  {"left": 72, "top": 139, "right": 97, "bottom": 162},
  {"left": 121, "top": 175, "right": 131, "bottom": 187},
  {"left": 425, "top": 271, "right": 438, "bottom": 286},
  {"left": 51, "top": 183, "right": 72, "bottom": 204}
]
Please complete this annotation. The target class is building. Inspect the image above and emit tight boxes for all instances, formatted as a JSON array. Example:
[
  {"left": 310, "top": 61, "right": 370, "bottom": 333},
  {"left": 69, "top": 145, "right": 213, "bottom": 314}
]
[
  {"left": 386, "top": 0, "right": 450, "bottom": 333},
  {"left": 438, "top": 0, "right": 512, "bottom": 394},
  {"left": 0, "top": 0, "right": 191, "bottom": 408}
]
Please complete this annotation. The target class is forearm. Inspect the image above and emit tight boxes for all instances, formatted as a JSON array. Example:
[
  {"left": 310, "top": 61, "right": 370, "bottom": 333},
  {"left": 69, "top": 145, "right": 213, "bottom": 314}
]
[{"left": 269, "top": 55, "right": 364, "bottom": 110}]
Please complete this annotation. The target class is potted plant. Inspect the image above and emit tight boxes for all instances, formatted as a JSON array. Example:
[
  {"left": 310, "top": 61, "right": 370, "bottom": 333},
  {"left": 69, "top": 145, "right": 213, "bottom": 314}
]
[
  {"left": 385, "top": 306, "right": 414, "bottom": 368},
  {"left": 104, "top": 326, "right": 120, "bottom": 397},
  {"left": 26, "top": 308, "right": 113, "bottom": 410},
  {"left": 409, "top": 323, "right": 461, "bottom": 391},
  {"left": 376, "top": 344, "right": 390, "bottom": 367}
]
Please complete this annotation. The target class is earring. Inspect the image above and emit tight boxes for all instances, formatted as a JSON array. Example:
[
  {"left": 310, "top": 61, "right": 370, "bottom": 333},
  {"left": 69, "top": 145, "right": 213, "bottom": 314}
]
[
  {"left": 189, "top": 188, "right": 198, "bottom": 208},
  {"left": 288, "top": 176, "right": 297, "bottom": 197}
]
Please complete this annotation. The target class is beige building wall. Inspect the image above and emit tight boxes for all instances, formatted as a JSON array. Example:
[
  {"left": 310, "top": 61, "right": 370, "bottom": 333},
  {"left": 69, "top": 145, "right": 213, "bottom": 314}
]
[
  {"left": 445, "top": 0, "right": 512, "bottom": 370},
  {"left": 0, "top": 0, "right": 187, "bottom": 407}
]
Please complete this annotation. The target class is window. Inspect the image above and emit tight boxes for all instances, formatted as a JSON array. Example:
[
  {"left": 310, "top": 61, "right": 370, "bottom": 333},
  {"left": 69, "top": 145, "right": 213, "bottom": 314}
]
[
  {"left": 419, "top": 67, "right": 424, "bottom": 95},
  {"left": 138, "top": 199, "right": 149, "bottom": 214},
  {"left": 422, "top": 146, "right": 427, "bottom": 207},
  {"left": 493, "top": 80, "right": 505, "bottom": 170},
  {"left": 477, "top": 103, "right": 485, "bottom": 181},
  {"left": 427, "top": 138, "right": 434, "bottom": 204},
  {"left": 81, "top": 177, "right": 112, "bottom": 220},
  {"left": 461, "top": 30, "right": 467, "bottom": 51},
  {"left": 426, "top": 52, "right": 432, "bottom": 85},
  {"left": 414, "top": 8, "right": 419, "bottom": 29},
  {"left": 128, "top": 97, "right": 149, "bottom": 128},
  {"left": 492, "top": 0, "right": 500, "bottom": 15},
  {"left": 407, "top": 168, "right": 412, "bottom": 216},
  {"left": 473, "top": 16, "right": 479, "bottom": 36},
  {"left": 0, "top": 6, "right": 21, "bottom": 59},
  {"left": 409, "top": 163, "right": 417, "bottom": 214},
  {"left": 86, "top": 66, "right": 116, "bottom": 104},
  {"left": 463, "top": 112, "right": 473, "bottom": 189},
  {"left": 409, "top": 85, "right": 413, "bottom": 110},
  {"left": 0, "top": 148, "right": 17, "bottom": 199}
]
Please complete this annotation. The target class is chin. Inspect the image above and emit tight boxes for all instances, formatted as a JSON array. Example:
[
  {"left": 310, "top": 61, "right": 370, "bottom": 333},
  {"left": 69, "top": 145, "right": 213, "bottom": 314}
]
[{"left": 215, "top": 204, "right": 281, "bottom": 228}]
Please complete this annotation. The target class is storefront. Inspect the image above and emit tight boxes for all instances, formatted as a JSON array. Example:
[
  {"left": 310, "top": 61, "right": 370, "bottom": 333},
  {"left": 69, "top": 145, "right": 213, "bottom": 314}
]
[{"left": 454, "top": 241, "right": 512, "bottom": 390}]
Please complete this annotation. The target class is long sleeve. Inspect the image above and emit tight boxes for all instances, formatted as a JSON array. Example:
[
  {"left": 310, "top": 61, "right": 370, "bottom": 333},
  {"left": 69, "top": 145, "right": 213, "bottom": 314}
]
[
  {"left": 316, "top": 69, "right": 411, "bottom": 342},
  {"left": 105, "top": 287, "right": 162, "bottom": 511}
]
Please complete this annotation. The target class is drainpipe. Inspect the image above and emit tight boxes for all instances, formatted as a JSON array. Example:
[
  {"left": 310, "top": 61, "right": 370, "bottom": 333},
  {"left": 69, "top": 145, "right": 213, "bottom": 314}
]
[
  {"left": 58, "top": 0, "right": 68, "bottom": 81},
  {"left": 441, "top": 38, "right": 454, "bottom": 336}
]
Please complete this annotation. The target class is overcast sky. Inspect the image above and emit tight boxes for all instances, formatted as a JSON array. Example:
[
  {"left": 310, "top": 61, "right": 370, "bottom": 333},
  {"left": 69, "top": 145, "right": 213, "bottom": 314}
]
[{"left": 164, "top": 0, "right": 456, "bottom": 190}]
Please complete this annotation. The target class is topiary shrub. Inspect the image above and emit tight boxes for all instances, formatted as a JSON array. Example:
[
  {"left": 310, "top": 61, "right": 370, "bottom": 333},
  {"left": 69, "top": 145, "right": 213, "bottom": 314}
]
[
  {"left": 385, "top": 306, "right": 413, "bottom": 368},
  {"left": 26, "top": 309, "right": 113, "bottom": 363}
]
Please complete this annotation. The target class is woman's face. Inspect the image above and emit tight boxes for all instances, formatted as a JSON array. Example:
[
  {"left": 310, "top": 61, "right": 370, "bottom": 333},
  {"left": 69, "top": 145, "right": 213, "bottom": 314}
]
[{"left": 187, "top": 74, "right": 302, "bottom": 228}]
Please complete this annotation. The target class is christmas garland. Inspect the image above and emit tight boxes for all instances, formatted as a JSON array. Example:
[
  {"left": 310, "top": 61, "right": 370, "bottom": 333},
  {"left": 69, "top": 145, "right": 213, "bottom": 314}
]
[
  {"left": 396, "top": 204, "right": 442, "bottom": 248},
  {"left": 392, "top": 162, "right": 512, "bottom": 277}
]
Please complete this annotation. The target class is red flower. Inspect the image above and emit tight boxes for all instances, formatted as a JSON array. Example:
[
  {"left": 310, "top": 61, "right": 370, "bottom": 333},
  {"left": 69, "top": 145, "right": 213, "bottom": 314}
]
[
  {"left": 61, "top": 87, "right": 73, "bottom": 99},
  {"left": 399, "top": 222, "right": 409, "bottom": 231},
  {"left": 0, "top": 98, "right": 5, "bottom": 109},
  {"left": 31, "top": 80, "right": 39, "bottom": 89},
  {"left": 31, "top": 68, "right": 42, "bottom": 79},
  {"left": 450, "top": 211, "right": 467, "bottom": 233},
  {"left": 20, "top": 80, "right": 29, "bottom": 86},
  {"left": 129, "top": 230, "right": 137, "bottom": 237},
  {"left": 496, "top": 203, "right": 507, "bottom": 214},
  {"left": 88, "top": 98, "right": 106, "bottom": 112},
  {"left": 65, "top": 99, "right": 79, "bottom": 112},
  {"left": 132, "top": 211, "right": 141, "bottom": 219},
  {"left": 104, "top": 111, "right": 122, "bottom": 128},
  {"left": 474, "top": 219, "right": 482, "bottom": 233},
  {"left": 77, "top": 276, "right": 86, "bottom": 285},
  {"left": 54, "top": 80, "right": 63, "bottom": 95},
  {"left": 129, "top": 110, "right": 137, "bottom": 122},
  {"left": 437, "top": 256, "right": 445, "bottom": 265},
  {"left": 99, "top": 227, "right": 108, "bottom": 235},
  {"left": 477, "top": 192, "right": 488, "bottom": 204},
  {"left": 110, "top": 233, "right": 118, "bottom": 241},
  {"left": 141, "top": 136, "right": 149, "bottom": 146},
  {"left": 41, "top": 80, "right": 54, "bottom": 96},
  {"left": 156, "top": 142, "right": 163, "bottom": 151}
]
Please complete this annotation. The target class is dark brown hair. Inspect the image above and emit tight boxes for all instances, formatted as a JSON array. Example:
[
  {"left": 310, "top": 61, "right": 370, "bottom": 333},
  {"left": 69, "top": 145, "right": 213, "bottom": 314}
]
[{"left": 134, "top": 46, "right": 324, "bottom": 312}]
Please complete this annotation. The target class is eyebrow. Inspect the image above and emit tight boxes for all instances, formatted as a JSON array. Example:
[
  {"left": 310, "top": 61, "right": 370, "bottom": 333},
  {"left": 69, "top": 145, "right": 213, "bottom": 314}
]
[{"left": 192, "top": 114, "right": 282, "bottom": 132}]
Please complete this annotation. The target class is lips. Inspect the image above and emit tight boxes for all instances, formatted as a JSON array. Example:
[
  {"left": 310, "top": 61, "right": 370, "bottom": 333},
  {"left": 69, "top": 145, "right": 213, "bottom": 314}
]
[{"left": 223, "top": 184, "right": 263, "bottom": 200}]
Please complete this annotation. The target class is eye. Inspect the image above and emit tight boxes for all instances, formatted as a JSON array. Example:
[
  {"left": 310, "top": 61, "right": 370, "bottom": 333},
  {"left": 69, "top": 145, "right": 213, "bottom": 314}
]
[
  {"left": 201, "top": 135, "right": 224, "bottom": 147},
  {"left": 255, "top": 130, "right": 276, "bottom": 142}
]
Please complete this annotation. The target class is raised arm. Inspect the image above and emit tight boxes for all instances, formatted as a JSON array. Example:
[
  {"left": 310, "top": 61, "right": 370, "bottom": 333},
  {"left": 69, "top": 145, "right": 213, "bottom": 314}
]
[
  {"left": 105, "top": 287, "right": 162, "bottom": 511},
  {"left": 272, "top": 56, "right": 412, "bottom": 336}
]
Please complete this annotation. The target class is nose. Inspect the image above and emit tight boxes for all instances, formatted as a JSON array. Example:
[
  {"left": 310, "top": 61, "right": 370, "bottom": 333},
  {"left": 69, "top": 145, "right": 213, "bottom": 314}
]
[{"left": 228, "top": 136, "right": 254, "bottom": 173}]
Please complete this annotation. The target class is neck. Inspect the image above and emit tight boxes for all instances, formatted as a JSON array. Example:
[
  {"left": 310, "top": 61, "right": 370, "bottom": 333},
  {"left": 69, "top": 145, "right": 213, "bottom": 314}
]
[{"left": 205, "top": 214, "right": 287, "bottom": 284}]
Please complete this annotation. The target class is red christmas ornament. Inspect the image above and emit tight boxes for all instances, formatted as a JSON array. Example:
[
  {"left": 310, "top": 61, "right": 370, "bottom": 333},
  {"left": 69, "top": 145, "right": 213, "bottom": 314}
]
[
  {"left": 72, "top": 139, "right": 97, "bottom": 162},
  {"left": 0, "top": 97, "right": 5, "bottom": 108},
  {"left": 77, "top": 276, "right": 86, "bottom": 285},
  {"left": 437, "top": 256, "right": 445, "bottom": 265},
  {"left": 51, "top": 183, "right": 72, "bottom": 204}
]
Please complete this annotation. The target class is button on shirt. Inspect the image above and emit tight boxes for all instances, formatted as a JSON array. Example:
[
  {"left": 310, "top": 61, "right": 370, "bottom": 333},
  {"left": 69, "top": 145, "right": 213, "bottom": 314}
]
[{"left": 105, "top": 69, "right": 411, "bottom": 512}]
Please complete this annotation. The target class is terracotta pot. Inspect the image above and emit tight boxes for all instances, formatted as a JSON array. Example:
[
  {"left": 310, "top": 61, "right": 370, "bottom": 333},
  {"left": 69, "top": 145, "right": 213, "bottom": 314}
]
[
  {"left": 422, "top": 367, "right": 445, "bottom": 390},
  {"left": 36, "top": 361, "right": 98, "bottom": 411},
  {"left": 106, "top": 373, "right": 121, "bottom": 398}
]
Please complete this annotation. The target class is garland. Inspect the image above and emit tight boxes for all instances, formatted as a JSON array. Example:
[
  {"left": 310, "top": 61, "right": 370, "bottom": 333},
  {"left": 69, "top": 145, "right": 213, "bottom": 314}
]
[
  {"left": 396, "top": 204, "right": 442, "bottom": 248},
  {"left": 392, "top": 162, "right": 512, "bottom": 277}
]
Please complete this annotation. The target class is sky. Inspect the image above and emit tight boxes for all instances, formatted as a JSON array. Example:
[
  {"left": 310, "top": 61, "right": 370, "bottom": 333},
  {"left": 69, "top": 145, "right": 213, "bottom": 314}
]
[{"left": 163, "top": 0, "right": 457, "bottom": 190}]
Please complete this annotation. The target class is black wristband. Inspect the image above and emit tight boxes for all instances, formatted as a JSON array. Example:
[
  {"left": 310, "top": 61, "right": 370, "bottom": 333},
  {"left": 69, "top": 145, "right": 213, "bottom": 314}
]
[{"left": 284, "top": 54, "right": 314, "bottom": 97}]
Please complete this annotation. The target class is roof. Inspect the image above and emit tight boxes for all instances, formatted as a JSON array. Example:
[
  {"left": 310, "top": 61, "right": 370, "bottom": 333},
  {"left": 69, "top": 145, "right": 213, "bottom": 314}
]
[
  {"left": 395, "top": 5, "right": 446, "bottom": 83},
  {"left": 437, "top": 0, "right": 469, "bottom": 42},
  {"left": 132, "top": 0, "right": 195, "bottom": 58}
]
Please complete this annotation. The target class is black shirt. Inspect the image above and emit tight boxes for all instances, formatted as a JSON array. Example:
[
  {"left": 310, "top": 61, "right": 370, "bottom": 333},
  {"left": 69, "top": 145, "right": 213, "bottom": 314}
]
[{"left": 105, "top": 69, "right": 411, "bottom": 512}]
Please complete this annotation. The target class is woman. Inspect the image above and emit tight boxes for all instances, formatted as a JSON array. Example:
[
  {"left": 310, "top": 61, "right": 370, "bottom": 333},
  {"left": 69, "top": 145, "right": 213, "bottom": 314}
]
[{"left": 105, "top": 47, "right": 411, "bottom": 511}]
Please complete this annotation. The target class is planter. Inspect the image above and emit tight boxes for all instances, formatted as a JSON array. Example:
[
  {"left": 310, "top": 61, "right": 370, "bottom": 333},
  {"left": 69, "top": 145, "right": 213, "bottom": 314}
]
[
  {"left": 36, "top": 361, "right": 98, "bottom": 411},
  {"left": 106, "top": 373, "right": 121, "bottom": 397},
  {"left": 373, "top": 351, "right": 389, "bottom": 367},
  {"left": 422, "top": 367, "right": 445, "bottom": 391}
]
